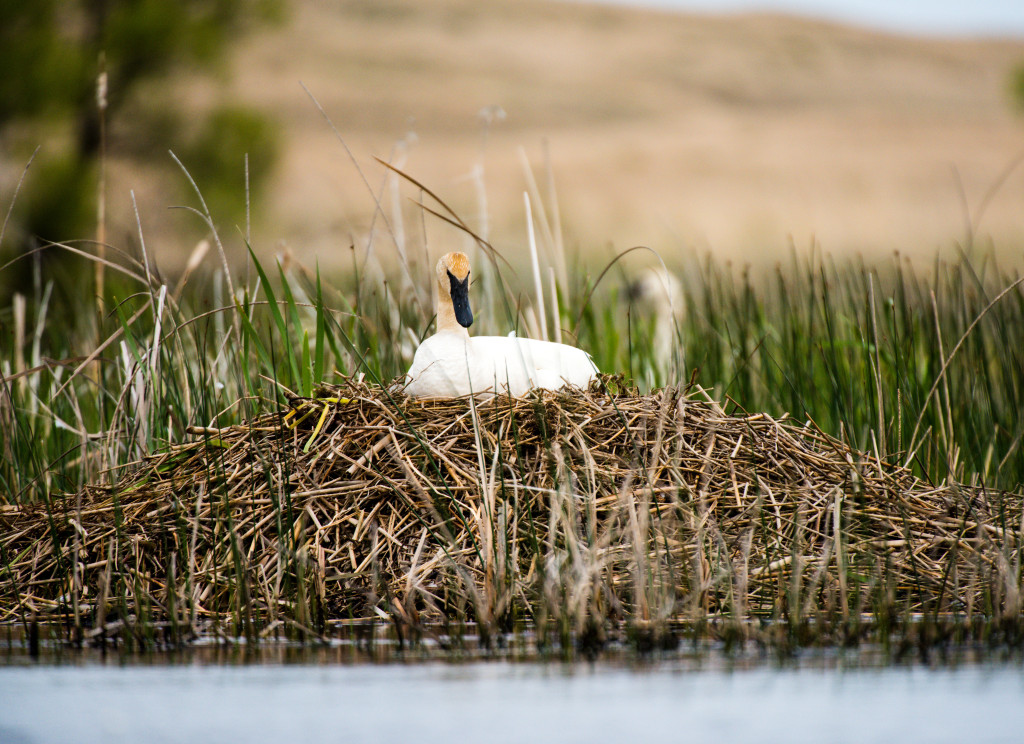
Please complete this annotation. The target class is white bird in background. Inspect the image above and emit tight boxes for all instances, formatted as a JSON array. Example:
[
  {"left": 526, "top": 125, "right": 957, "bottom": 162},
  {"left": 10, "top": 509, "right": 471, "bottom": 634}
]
[
  {"left": 403, "top": 252, "right": 598, "bottom": 398},
  {"left": 628, "top": 266, "right": 685, "bottom": 371}
]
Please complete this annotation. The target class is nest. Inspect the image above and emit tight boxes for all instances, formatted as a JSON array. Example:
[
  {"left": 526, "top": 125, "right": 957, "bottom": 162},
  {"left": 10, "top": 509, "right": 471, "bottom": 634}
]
[{"left": 2, "top": 377, "right": 1021, "bottom": 636}]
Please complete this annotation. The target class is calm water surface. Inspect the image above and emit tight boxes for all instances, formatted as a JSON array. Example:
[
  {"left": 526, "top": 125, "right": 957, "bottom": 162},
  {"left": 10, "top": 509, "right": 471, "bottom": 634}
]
[{"left": 1, "top": 651, "right": 1022, "bottom": 744}]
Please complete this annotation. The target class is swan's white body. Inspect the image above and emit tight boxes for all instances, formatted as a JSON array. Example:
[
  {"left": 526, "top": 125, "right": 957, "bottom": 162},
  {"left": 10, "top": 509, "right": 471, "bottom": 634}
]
[
  {"left": 403, "top": 253, "right": 598, "bottom": 398},
  {"left": 405, "top": 331, "right": 597, "bottom": 398}
]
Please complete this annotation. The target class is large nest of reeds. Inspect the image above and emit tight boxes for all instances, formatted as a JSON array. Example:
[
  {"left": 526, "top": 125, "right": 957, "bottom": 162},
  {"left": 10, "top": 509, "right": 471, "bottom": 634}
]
[{"left": 2, "top": 377, "right": 1021, "bottom": 634}]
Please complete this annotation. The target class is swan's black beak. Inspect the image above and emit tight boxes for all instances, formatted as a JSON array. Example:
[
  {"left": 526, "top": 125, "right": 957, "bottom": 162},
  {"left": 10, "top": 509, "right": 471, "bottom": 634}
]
[{"left": 448, "top": 270, "right": 474, "bottom": 328}]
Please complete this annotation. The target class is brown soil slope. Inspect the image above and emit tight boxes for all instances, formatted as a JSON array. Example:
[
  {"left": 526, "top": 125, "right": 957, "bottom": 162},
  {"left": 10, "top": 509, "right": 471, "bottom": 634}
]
[{"left": 17, "top": 0, "right": 1024, "bottom": 271}]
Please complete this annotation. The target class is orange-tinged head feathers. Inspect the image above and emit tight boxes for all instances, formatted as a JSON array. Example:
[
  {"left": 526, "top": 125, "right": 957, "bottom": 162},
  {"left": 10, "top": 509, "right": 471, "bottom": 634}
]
[{"left": 438, "top": 252, "right": 470, "bottom": 288}]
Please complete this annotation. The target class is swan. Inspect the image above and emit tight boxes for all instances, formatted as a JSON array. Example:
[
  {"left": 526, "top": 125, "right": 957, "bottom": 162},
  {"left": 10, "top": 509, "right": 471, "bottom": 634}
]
[
  {"left": 403, "top": 252, "right": 598, "bottom": 398},
  {"left": 628, "top": 266, "right": 685, "bottom": 369}
]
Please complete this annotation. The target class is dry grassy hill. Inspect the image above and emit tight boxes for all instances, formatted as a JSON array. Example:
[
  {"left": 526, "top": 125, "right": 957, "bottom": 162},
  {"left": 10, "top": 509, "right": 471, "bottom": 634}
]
[{"left": 46, "top": 0, "right": 1024, "bottom": 271}]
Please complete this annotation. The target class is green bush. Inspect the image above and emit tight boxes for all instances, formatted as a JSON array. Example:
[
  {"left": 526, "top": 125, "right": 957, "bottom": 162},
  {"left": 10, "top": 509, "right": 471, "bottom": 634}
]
[{"left": 176, "top": 105, "right": 282, "bottom": 225}]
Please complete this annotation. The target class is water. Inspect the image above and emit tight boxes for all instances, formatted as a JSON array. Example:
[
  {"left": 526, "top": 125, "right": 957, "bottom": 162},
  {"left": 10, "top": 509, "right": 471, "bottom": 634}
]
[{"left": 1, "top": 656, "right": 1022, "bottom": 744}]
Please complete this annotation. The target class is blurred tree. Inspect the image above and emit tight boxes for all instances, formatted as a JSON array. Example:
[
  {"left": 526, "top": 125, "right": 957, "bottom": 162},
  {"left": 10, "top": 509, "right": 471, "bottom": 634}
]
[
  {"left": 1012, "top": 63, "right": 1024, "bottom": 111},
  {"left": 0, "top": 0, "right": 284, "bottom": 302}
]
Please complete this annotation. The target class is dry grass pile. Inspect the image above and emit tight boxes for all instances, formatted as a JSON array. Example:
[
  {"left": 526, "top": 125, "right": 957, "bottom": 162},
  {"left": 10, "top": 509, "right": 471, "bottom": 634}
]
[{"left": 2, "top": 377, "right": 1021, "bottom": 638}]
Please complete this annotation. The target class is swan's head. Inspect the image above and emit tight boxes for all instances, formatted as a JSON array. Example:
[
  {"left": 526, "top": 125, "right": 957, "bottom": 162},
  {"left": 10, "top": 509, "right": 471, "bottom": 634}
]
[
  {"left": 437, "top": 252, "right": 473, "bottom": 328},
  {"left": 627, "top": 267, "right": 685, "bottom": 320}
]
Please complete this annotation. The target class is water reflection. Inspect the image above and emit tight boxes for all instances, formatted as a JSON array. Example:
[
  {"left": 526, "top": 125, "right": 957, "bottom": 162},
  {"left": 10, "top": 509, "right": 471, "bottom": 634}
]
[{"left": 0, "top": 639, "right": 1022, "bottom": 744}]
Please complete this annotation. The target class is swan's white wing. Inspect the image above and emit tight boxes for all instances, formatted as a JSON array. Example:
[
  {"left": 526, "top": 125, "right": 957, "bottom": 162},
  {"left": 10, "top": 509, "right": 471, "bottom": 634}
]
[
  {"left": 471, "top": 336, "right": 598, "bottom": 394},
  {"left": 405, "top": 332, "right": 597, "bottom": 399},
  {"left": 468, "top": 336, "right": 538, "bottom": 396},
  {"left": 520, "top": 337, "right": 598, "bottom": 389}
]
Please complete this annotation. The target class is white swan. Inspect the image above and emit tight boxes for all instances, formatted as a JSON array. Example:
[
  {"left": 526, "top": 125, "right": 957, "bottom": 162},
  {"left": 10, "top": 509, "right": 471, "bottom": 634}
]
[
  {"left": 403, "top": 252, "right": 598, "bottom": 398},
  {"left": 628, "top": 266, "right": 685, "bottom": 369}
]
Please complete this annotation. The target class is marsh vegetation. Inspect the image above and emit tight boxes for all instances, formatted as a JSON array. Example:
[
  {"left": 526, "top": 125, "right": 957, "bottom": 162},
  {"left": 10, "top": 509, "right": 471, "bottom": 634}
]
[{"left": 2, "top": 144, "right": 1023, "bottom": 660}]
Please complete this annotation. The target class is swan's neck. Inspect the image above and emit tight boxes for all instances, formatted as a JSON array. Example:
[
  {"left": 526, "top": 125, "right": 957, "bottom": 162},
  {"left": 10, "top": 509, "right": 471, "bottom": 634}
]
[{"left": 436, "top": 289, "right": 469, "bottom": 336}]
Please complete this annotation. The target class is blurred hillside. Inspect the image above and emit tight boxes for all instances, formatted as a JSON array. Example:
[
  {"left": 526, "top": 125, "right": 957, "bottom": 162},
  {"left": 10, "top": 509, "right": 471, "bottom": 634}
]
[{"left": 4, "top": 0, "right": 1024, "bottom": 276}]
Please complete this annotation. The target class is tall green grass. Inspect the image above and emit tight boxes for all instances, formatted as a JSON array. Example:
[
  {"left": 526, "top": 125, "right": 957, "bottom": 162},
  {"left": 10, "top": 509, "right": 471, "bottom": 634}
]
[
  {"left": 581, "top": 247, "right": 1023, "bottom": 492},
  {"left": 2, "top": 174, "right": 1022, "bottom": 506}
]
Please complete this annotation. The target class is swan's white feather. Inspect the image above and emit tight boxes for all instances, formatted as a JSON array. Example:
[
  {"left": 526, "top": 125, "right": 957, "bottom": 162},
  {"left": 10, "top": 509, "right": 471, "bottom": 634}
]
[{"left": 404, "top": 331, "right": 597, "bottom": 398}]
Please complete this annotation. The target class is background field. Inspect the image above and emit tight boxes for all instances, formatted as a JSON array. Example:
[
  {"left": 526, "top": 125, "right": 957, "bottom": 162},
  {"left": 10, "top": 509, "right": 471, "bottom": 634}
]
[{"left": 5, "top": 0, "right": 1024, "bottom": 277}]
